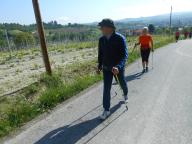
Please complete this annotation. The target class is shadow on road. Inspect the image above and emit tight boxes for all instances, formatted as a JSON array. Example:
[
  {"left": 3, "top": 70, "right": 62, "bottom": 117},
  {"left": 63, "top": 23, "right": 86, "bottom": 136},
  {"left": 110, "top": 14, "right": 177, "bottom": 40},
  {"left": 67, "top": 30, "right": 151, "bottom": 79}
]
[
  {"left": 35, "top": 101, "right": 124, "bottom": 144},
  {"left": 113, "top": 72, "right": 143, "bottom": 85},
  {"left": 125, "top": 72, "right": 143, "bottom": 82}
]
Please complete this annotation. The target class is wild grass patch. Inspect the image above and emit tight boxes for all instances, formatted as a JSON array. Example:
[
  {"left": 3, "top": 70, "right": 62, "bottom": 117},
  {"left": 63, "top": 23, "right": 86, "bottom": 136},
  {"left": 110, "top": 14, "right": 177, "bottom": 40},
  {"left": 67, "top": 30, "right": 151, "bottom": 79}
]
[{"left": 0, "top": 61, "right": 101, "bottom": 138}]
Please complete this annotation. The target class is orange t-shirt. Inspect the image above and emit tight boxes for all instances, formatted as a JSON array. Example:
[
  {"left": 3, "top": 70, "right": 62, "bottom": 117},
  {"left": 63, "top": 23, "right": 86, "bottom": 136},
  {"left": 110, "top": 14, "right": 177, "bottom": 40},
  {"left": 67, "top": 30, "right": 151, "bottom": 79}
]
[{"left": 139, "top": 34, "right": 153, "bottom": 49}]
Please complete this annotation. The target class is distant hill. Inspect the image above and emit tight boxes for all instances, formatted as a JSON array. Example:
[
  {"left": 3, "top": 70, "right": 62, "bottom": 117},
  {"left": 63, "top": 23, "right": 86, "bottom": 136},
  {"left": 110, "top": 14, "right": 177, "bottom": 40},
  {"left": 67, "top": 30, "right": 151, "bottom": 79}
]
[
  {"left": 1, "top": 11, "right": 191, "bottom": 32},
  {"left": 117, "top": 11, "right": 192, "bottom": 28}
]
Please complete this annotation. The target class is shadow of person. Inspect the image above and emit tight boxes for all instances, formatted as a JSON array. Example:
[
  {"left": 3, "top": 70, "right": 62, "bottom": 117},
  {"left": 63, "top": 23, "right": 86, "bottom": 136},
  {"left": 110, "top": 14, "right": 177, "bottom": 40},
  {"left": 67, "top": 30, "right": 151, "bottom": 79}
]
[
  {"left": 125, "top": 72, "right": 143, "bottom": 82},
  {"left": 35, "top": 101, "right": 124, "bottom": 144},
  {"left": 113, "top": 72, "right": 143, "bottom": 85}
]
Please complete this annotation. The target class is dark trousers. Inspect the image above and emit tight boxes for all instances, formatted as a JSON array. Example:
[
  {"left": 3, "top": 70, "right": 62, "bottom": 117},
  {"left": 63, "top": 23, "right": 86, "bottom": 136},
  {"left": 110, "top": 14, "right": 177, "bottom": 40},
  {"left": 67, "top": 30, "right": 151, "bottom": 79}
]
[
  {"left": 141, "top": 49, "right": 151, "bottom": 62},
  {"left": 103, "top": 69, "right": 128, "bottom": 111}
]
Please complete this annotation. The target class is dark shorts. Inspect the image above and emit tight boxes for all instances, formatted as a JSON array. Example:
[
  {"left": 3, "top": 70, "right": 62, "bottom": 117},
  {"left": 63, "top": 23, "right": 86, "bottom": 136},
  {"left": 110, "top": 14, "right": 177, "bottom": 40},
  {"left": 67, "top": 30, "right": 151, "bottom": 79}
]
[
  {"left": 141, "top": 48, "right": 150, "bottom": 62},
  {"left": 175, "top": 36, "right": 179, "bottom": 40}
]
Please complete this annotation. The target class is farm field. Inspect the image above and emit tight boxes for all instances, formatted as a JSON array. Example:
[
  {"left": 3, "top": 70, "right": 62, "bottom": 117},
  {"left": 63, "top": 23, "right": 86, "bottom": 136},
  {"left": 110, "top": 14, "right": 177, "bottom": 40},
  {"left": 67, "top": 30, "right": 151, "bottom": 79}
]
[
  {"left": 0, "top": 35, "right": 173, "bottom": 97},
  {"left": 0, "top": 46, "right": 97, "bottom": 96}
]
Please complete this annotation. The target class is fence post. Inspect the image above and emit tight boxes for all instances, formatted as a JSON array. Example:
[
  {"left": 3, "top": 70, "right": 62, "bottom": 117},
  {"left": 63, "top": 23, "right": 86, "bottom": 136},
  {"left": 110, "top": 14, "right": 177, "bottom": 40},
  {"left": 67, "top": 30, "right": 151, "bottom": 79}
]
[{"left": 5, "top": 30, "right": 12, "bottom": 57}]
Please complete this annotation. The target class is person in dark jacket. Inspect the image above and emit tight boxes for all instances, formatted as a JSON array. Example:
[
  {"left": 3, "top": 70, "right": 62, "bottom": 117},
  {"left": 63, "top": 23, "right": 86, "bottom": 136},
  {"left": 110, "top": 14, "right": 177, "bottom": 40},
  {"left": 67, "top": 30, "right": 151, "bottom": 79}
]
[
  {"left": 189, "top": 31, "right": 192, "bottom": 39},
  {"left": 97, "top": 19, "right": 128, "bottom": 120}
]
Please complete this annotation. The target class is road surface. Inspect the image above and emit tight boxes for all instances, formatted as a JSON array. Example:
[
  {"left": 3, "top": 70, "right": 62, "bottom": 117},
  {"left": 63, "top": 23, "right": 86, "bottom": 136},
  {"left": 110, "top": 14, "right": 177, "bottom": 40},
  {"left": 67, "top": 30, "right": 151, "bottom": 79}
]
[{"left": 2, "top": 40, "right": 192, "bottom": 144}]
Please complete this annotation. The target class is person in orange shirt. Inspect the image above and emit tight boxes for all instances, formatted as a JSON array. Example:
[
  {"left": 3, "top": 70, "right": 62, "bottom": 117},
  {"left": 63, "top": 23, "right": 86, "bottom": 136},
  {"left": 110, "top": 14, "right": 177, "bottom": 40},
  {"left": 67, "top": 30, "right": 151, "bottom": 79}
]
[{"left": 136, "top": 27, "right": 154, "bottom": 73}]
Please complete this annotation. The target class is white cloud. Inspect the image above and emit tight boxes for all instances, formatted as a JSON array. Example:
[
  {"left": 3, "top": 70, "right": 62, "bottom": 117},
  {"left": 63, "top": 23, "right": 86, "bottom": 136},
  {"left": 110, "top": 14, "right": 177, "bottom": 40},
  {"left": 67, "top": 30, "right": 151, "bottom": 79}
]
[
  {"left": 113, "top": 0, "right": 192, "bottom": 20},
  {"left": 114, "top": 5, "right": 169, "bottom": 19},
  {"left": 171, "top": 0, "right": 192, "bottom": 12},
  {"left": 57, "top": 16, "right": 70, "bottom": 24}
]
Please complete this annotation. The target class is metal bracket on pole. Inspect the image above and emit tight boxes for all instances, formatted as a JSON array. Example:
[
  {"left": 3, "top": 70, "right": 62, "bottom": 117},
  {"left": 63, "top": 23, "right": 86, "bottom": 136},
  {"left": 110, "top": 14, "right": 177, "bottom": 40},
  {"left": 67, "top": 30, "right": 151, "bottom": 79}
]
[{"left": 32, "top": 0, "right": 52, "bottom": 75}]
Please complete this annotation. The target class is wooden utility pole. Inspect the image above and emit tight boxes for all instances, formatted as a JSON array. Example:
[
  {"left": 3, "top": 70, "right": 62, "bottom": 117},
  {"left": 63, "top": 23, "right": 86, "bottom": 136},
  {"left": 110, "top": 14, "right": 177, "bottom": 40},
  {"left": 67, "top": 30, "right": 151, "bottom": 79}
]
[
  {"left": 32, "top": 0, "right": 52, "bottom": 75},
  {"left": 169, "top": 6, "right": 173, "bottom": 36}
]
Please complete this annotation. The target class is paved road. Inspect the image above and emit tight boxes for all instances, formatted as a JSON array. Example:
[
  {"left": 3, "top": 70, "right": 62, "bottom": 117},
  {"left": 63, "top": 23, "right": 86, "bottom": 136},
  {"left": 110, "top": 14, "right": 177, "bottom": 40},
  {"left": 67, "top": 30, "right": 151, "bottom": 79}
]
[{"left": 3, "top": 40, "right": 192, "bottom": 144}]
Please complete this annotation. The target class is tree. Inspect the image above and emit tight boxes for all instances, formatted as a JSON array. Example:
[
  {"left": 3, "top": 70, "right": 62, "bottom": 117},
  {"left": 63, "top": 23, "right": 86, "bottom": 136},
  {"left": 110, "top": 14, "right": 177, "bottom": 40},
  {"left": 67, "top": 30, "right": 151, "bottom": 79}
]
[
  {"left": 148, "top": 24, "right": 155, "bottom": 34},
  {"left": 190, "top": 27, "right": 192, "bottom": 32},
  {"left": 13, "top": 32, "right": 35, "bottom": 48}
]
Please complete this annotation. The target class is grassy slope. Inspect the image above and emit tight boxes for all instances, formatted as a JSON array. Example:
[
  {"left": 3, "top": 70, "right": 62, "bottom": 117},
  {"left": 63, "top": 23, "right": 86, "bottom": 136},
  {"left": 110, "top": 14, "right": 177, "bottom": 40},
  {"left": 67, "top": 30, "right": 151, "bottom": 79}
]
[{"left": 0, "top": 35, "right": 174, "bottom": 138}]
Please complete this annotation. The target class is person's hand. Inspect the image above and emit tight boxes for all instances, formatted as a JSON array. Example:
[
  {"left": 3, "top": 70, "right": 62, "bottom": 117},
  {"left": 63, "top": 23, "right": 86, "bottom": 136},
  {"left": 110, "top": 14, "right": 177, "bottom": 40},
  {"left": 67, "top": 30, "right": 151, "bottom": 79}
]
[
  {"left": 96, "top": 68, "right": 102, "bottom": 75},
  {"left": 112, "top": 67, "right": 119, "bottom": 75}
]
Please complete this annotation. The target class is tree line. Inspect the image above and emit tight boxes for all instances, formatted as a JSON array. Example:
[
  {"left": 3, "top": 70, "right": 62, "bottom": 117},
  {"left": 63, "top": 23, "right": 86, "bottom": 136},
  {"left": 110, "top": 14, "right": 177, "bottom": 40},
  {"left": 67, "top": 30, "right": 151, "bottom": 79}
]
[
  {"left": 1, "top": 22, "right": 192, "bottom": 52},
  {"left": 0, "top": 22, "right": 100, "bottom": 51}
]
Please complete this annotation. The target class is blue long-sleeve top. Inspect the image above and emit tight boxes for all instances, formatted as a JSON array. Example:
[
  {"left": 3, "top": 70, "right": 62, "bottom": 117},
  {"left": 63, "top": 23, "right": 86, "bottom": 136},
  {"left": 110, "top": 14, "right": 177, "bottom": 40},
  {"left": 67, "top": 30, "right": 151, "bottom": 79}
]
[{"left": 98, "top": 32, "right": 128, "bottom": 71}]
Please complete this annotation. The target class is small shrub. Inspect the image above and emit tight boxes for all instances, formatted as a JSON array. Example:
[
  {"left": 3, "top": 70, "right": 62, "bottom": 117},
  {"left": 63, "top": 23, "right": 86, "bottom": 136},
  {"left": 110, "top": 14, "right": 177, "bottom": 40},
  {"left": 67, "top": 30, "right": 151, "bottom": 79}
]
[
  {"left": 24, "top": 84, "right": 39, "bottom": 99},
  {"left": 6, "top": 102, "right": 39, "bottom": 127},
  {"left": 31, "top": 63, "right": 40, "bottom": 70},
  {"left": 40, "top": 73, "right": 63, "bottom": 88},
  {"left": 0, "top": 120, "right": 12, "bottom": 137},
  {"left": 15, "top": 69, "right": 22, "bottom": 74}
]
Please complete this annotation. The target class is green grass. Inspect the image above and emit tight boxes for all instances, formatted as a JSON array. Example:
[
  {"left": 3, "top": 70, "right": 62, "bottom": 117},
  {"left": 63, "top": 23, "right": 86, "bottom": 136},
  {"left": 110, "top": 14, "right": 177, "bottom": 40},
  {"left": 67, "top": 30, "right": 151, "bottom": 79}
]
[
  {"left": 0, "top": 35, "right": 174, "bottom": 139},
  {"left": 153, "top": 35, "right": 175, "bottom": 48},
  {"left": 38, "top": 74, "right": 101, "bottom": 109},
  {"left": 49, "top": 41, "right": 97, "bottom": 53},
  {"left": 0, "top": 61, "right": 102, "bottom": 138}
]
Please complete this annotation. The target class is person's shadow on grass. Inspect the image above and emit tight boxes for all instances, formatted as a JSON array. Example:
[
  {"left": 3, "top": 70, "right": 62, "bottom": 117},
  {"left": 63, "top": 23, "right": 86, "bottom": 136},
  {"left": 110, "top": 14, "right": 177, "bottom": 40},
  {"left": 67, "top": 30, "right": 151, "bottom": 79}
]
[{"left": 35, "top": 101, "right": 124, "bottom": 144}]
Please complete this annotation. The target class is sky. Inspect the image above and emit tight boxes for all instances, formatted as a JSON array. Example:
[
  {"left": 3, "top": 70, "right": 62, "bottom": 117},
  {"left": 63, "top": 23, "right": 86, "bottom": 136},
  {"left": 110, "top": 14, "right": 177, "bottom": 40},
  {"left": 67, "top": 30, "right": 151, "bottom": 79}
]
[{"left": 0, "top": 0, "right": 191, "bottom": 25}]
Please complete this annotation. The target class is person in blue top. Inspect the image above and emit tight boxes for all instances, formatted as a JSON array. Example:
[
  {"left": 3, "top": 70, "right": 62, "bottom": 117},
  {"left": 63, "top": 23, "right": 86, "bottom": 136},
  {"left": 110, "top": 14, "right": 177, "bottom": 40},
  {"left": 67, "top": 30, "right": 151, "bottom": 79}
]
[{"left": 97, "top": 19, "right": 128, "bottom": 120}]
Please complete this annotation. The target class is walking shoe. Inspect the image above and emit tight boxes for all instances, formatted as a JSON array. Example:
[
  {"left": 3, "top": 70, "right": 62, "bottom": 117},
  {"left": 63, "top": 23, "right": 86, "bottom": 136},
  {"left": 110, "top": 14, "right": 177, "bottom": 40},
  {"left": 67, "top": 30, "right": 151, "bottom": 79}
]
[
  {"left": 124, "top": 95, "right": 128, "bottom": 103},
  {"left": 142, "top": 69, "right": 145, "bottom": 73},
  {"left": 146, "top": 67, "right": 149, "bottom": 72},
  {"left": 100, "top": 111, "right": 111, "bottom": 120}
]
